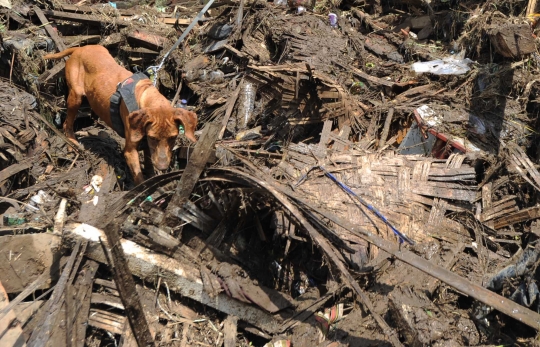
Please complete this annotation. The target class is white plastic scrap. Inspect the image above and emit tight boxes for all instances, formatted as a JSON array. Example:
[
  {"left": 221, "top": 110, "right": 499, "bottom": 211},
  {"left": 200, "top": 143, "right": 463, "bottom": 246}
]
[
  {"left": 411, "top": 55, "right": 475, "bottom": 75},
  {"left": 0, "top": 0, "right": 11, "bottom": 9},
  {"left": 416, "top": 105, "right": 441, "bottom": 126},
  {"left": 90, "top": 175, "right": 103, "bottom": 193}
]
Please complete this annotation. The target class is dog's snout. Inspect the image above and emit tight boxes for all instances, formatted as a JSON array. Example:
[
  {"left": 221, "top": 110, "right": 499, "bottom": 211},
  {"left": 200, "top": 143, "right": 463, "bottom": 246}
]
[
  {"left": 155, "top": 160, "right": 169, "bottom": 171},
  {"left": 153, "top": 149, "right": 170, "bottom": 171}
]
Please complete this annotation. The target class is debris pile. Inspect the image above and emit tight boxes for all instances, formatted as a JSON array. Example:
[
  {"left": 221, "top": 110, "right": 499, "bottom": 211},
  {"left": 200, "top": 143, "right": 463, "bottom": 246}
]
[{"left": 4, "top": 0, "right": 540, "bottom": 345}]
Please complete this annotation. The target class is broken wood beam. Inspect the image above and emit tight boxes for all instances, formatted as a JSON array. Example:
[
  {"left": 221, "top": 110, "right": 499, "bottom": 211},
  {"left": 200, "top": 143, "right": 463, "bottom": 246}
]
[
  {"left": 98, "top": 207, "right": 155, "bottom": 347},
  {"left": 38, "top": 61, "right": 65, "bottom": 84},
  {"left": 40, "top": 9, "right": 191, "bottom": 27},
  {"left": 527, "top": 0, "right": 540, "bottom": 15},
  {"left": 163, "top": 123, "right": 221, "bottom": 227},
  {"left": 0, "top": 159, "right": 33, "bottom": 183},
  {"left": 67, "top": 259, "right": 98, "bottom": 347},
  {"left": 63, "top": 222, "right": 281, "bottom": 333},
  {"left": 26, "top": 240, "right": 83, "bottom": 347},
  {"left": 219, "top": 83, "right": 242, "bottom": 139},
  {"left": 379, "top": 108, "right": 394, "bottom": 149},
  {"left": 333, "top": 61, "right": 395, "bottom": 88},
  {"left": 88, "top": 309, "right": 126, "bottom": 335},
  {"left": 58, "top": 4, "right": 138, "bottom": 16},
  {"left": 33, "top": 7, "right": 68, "bottom": 52},
  {"left": 101, "top": 33, "right": 124, "bottom": 48},
  {"left": 65, "top": 35, "right": 101, "bottom": 48},
  {"left": 121, "top": 46, "right": 159, "bottom": 59},
  {"left": 223, "top": 315, "right": 238, "bottom": 347},
  {"left": 493, "top": 205, "right": 540, "bottom": 230},
  {"left": 0, "top": 280, "right": 26, "bottom": 347},
  {"left": 126, "top": 30, "right": 168, "bottom": 51}
]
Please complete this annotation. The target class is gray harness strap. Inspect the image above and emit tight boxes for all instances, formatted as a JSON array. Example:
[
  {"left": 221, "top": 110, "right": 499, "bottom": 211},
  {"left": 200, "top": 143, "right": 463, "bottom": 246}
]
[{"left": 109, "top": 72, "right": 150, "bottom": 138}]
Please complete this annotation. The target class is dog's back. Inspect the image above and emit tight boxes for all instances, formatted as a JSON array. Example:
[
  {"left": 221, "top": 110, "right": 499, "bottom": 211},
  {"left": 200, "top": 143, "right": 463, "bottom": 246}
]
[{"left": 45, "top": 45, "right": 133, "bottom": 124}]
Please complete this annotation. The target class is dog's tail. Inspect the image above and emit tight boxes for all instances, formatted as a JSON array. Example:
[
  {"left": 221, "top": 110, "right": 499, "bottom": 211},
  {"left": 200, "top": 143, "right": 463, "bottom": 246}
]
[{"left": 43, "top": 47, "right": 79, "bottom": 60}]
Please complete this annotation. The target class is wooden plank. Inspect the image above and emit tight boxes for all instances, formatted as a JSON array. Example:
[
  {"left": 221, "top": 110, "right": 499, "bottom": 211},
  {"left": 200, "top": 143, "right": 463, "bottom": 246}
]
[
  {"left": 223, "top": 315, "right": 238, "bottom": 347},
  {"left": 42, "top": 9, "right": 129, "bottom": 27},
  {"left": 494, "top": 205, "right": 540, "bottom": 229},
  {"left": 527, "top": 0, "right": 540, "bottom": 15},
  {"left": 333, "top": 61, "right": 395, "bottom": 87},
  {"left": 411, "top": 182, "right": 476, "bottom": 202},
  {"left": 59, "top": 4, "right": 138, "bottom": 16},
  {"left": 34, "top": 7, "right": 67, "bottom": 52},
  {"left": 219, "top": 83, "right": 242, "bottom": 139},
  {"left": 481, "top": 199, "right": 517, "bottom": 222},
  {"left": 318, "top": 120, "right": 333, "bottom": 152},
  {"left": 66, "top": 259, "right": 98, "bottom": 347},
  {"left": 65, "top": 35, "right": 101, "bottom": 48},
  {"left": 0, "top": 279, "right": 26, "bottom": 347},
  {"left": 42, "top": 9, "right": 191, "bottom": 27},
  {"left": 0, "top": 159, "right": 32, "bottom": 183},
  {"left": 508, "top": 144, "right": 540, "bottom": 191},
  {"left": 164, "top": 123, "right": 221, "bottom": 226},
  {"left": 38, "top": 62, "right": 65, "bottom": 84},
  {"left": 483, "top": 205, "right": 519, "bottom": 223},
  {"left": 88, "top": 309, "right": 125, "bottom": 335},
  {"left": 406, "top": 192, "right": 467, "bottom": 212},
  {"left": 126, "top": 30, "right": 168, "bottom": 51},
  {"left": 26, "top": 241, "right": 83, "bottom": 347},
  {"left": 121, "top": 46, "right": 160, "bottom": 59},
  {"left": 427, "top": 198, "right": 447, "bottom": 226},
  {"left": 333, "top": 125, "right": 351, "bottom": 152},
  {"left": 101, "top": 33, "right": 124, "bottom": 48},
  {"left": 95, "top": 164, "right": 155, "bottom": 347}
]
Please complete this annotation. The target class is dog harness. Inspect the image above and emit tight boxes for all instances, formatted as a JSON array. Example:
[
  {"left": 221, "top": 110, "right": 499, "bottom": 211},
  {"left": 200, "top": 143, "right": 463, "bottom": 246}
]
[{"left": 109, "top": 72, "right": 150, "bottom": 138}]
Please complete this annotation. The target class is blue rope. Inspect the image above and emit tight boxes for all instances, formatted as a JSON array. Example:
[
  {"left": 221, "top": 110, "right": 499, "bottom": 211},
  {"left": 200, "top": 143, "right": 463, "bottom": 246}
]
[{"left": 297, "top": 165, "right": 415, "bottom": 245}]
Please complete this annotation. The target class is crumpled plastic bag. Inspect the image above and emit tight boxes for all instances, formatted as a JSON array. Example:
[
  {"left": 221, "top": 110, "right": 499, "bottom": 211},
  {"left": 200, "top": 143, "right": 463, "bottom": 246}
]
[{"left": 411, "top": 55, "right": 475, "bottom": 75}]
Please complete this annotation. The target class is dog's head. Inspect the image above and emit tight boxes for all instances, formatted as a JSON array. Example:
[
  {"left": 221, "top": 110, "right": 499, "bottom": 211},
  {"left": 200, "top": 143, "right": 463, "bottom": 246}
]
[{"left": 128, "top": 107, "right": 198, "bottom": 171}]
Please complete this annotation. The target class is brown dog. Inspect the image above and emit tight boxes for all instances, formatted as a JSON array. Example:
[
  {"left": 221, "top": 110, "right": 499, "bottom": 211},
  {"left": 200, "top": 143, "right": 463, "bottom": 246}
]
[{"left": 43, "top": 45, "right": 198, "bottom": 185}]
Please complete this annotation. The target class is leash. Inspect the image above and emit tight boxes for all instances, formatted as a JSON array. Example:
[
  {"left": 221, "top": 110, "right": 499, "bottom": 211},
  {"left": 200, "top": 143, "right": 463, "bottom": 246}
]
[{"left": 146, "top": 0, "right": 217, "bottom": 85}]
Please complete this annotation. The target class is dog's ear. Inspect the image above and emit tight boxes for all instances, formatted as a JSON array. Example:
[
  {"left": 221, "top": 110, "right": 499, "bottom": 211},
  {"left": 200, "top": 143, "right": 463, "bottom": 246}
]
[
  {"left": 127, "top": 108, "right": 152, "bottom": 143},
  {"left": 173, "top": 108, "right": 198, "bottom": 143}
]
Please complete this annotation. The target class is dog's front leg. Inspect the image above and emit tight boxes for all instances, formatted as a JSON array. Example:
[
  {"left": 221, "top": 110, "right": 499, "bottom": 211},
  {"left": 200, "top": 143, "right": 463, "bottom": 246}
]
[
  {"left": 124, "top": 141, "right": 144, "bottom": 185},
  {"left": 142, "top": 141, "right": 155, "bottom": 178}
]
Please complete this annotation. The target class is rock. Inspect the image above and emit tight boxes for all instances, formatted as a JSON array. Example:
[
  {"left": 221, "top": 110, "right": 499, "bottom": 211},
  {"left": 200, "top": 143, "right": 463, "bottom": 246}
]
[{"left": 488, "top": 22, "right": 536, "bottom": 58}]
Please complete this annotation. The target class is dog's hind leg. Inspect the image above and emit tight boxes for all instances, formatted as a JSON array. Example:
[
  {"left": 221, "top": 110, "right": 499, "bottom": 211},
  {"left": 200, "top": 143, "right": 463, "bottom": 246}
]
[{"left": 64, "top": 87, "right": 84, "bottom": 146}]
